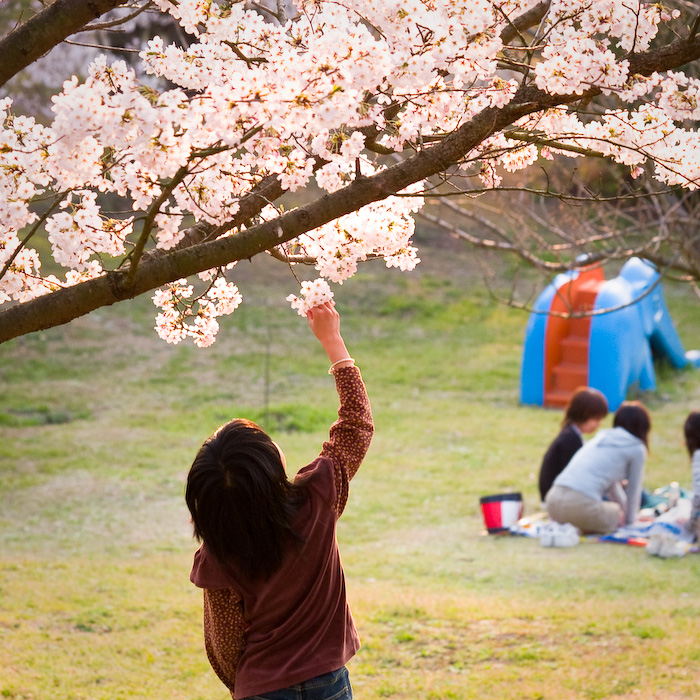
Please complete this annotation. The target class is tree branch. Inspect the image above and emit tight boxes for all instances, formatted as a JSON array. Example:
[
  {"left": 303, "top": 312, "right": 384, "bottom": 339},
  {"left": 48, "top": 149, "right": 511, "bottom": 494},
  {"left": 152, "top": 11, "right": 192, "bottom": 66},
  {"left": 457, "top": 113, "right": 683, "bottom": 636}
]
[
  {"left": 500, "top": 0, "right": 550, "bottom": 46},
  {"left": 80, "top": 2, "right": 153, "bottom": 33},
  {"left": 1, "top": 23, "right": 700, "bottom": 343},
  {"left": 689, "top": 12, "right": 700, "bottom": 41},
  {"left": 0, "top": 0, "right": 126, "bottom": 88},
  {"left": 0, "top": 100, "right": 505, "bottom": 342},
  {"left": 504, "top": 129, "right": 607, "bottom": 158},
  {"left": 126, "top": 162, "right": 190, "bottom": 283},
  {"left": 0, "top": 191, "right": 67, "bottom": 281}
]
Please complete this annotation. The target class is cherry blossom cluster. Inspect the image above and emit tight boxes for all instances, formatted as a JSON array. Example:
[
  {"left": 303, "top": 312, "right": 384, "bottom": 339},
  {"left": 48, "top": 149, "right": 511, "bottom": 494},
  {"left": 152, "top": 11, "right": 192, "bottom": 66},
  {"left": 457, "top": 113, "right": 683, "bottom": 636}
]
[
  {"left": 656, "top": 71, "right": 700, "bottom": 122},
  {"left": 532, "top": 1, "right": 678, "bottom": 98},
  {"left": 478, "top": 100, "right": 700, "bottom": 189},
  {"left": 0, "top": 0, "right": 698, "bottom": 344},
  {"left": 152, "top": 272, "right": 242, "bottom": 347},
  {"left": 282, "top": 183, "right": 423, "bottom": 284},
  {"left": 287, "top": 278, "right": 334, "bottom": 317}
]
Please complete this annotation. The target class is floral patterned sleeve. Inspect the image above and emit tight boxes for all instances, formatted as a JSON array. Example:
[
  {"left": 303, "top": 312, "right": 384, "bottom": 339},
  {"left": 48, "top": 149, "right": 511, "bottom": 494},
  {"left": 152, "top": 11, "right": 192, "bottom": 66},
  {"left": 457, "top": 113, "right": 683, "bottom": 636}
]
[
  {"left": 202, "top": 589, "right": 246, "bottom": 696},
  {"left": 319, "top": 365, "right": 373, "bottom": 517}
]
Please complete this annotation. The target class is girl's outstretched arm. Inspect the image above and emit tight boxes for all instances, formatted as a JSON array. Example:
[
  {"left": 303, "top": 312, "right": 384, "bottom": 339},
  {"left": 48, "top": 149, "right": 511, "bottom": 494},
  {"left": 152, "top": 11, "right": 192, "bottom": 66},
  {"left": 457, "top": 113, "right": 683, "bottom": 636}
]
[{"left": 304, "top": 302, "right": 373, "bottom": 516}]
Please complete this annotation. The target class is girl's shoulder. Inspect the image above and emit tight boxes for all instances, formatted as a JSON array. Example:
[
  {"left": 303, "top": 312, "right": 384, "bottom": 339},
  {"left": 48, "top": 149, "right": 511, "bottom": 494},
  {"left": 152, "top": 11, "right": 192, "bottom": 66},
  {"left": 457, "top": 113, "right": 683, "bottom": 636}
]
[{"left": 293, "top": 457, "right": 337, "bottom": 505}]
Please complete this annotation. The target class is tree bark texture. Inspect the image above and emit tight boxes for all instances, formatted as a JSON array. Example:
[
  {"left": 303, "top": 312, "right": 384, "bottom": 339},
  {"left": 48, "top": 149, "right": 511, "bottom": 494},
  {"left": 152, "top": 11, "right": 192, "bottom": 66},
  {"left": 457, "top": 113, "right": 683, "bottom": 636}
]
[{"left": 0, "top": 0, "right": 124, "bottom": 88}]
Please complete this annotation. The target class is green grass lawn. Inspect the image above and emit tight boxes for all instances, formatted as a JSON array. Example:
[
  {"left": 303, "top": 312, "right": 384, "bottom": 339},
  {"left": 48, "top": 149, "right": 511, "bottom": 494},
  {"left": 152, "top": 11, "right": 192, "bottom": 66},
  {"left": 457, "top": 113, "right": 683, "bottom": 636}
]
[{"left": 2, "top": 242, "right": 700, "bottom": 700}]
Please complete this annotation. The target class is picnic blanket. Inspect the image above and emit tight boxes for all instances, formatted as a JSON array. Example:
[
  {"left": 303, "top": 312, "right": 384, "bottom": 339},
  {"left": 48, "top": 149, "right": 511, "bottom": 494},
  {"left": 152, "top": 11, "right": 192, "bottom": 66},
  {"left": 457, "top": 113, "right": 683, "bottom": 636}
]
[{"left": 508, "top": 495, "right": 699, "bottom": 557}]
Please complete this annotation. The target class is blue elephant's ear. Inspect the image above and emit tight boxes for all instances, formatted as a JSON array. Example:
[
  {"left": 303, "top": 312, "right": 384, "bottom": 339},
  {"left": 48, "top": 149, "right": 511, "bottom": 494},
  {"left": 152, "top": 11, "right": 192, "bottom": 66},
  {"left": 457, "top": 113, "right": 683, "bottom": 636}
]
[
  {"left": 616, "top": 258, "right": 660, "bottom": 337},
  {"left": 619, "top": 258, "right": 659, "bottom": 286}
]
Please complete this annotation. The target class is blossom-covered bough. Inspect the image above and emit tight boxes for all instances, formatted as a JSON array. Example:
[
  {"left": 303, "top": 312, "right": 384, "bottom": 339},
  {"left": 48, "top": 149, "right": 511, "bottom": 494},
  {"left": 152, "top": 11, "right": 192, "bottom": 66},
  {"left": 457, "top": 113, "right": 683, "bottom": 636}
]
[{"left": 0, "top": 0, "right": 699, "bottom": 346}]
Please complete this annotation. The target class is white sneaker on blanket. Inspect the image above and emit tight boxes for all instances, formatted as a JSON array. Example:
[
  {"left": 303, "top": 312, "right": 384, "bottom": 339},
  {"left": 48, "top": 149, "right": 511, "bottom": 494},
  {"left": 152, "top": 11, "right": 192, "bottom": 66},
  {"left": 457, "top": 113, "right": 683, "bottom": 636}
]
[
  {"left": 540, "top": 522, "right": 580, "bottom": 548},
  {"left": 539, "top": 522, "right": 555, "bottom": 547},
  {"left": 646, "top": 532, "right": 690, "bottom": 558},
  {"left": 646, "top": 533, "right": 662, "bottom": 556},
  {"left": 554, "top": 522, "right": 581, "bottom": 547}
]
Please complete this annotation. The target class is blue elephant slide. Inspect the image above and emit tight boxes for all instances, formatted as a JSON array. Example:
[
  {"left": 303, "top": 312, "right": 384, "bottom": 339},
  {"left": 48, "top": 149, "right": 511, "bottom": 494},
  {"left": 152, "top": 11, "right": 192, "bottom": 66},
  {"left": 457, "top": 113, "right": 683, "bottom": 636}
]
[{"left": 520, "top": 257, "right": 700, "bottom": 411}]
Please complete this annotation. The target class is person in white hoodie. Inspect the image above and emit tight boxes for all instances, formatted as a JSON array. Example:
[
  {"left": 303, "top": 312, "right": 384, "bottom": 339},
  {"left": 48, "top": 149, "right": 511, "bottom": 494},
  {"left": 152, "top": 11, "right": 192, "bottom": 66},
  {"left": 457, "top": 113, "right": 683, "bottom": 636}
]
[
  {"left": 545, "top": 401, "right": 651, "bottom": 534},
  {"left": 684, "top": 411, "right": 700, "bottom": 541}
]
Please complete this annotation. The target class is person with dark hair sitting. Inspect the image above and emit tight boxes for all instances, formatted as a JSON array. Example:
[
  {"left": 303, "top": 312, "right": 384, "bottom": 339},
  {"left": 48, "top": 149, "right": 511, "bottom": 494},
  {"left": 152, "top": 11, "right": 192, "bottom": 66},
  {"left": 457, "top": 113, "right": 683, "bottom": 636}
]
[
  {"left": 545, "top": 401, "right": 651, "bottom": 535},
  {"left": 538, "top": 387, "right": 609, "bottom": 503},
  {"left": 186, "top": 301, "right": 373, "bottom": 700},
  {"left": 684, "top": 411, "right": 700, "bottom": 541}
]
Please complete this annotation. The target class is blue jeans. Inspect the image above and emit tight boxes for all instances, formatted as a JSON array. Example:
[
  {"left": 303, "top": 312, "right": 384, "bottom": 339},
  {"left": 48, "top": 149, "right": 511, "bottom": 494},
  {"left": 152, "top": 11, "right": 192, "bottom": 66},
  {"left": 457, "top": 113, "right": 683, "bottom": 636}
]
[{"left": 242, "top": 666, "right": 352, "bottom": 700}]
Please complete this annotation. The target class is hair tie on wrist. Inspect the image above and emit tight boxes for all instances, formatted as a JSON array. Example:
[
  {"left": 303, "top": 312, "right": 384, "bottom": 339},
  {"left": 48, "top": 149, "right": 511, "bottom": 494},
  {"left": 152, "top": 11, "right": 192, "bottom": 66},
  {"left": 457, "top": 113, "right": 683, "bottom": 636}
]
[{"left": 328, "top": 357, "right": 355, "bottom": 374}]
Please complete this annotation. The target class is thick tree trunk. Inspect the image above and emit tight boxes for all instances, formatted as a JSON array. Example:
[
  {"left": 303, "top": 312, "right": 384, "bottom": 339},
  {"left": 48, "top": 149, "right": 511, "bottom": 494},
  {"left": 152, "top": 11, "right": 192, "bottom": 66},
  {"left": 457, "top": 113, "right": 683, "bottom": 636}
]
[{"left": 0, "top": 0, "right": 125, "bottom": 88}]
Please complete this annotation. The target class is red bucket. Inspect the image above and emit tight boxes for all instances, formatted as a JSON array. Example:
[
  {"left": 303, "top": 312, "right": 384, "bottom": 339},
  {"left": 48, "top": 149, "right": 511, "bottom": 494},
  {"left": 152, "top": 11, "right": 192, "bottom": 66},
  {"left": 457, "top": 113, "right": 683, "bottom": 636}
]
[{"left": 479, "top": 493, "right": 523, "bottom": 534}]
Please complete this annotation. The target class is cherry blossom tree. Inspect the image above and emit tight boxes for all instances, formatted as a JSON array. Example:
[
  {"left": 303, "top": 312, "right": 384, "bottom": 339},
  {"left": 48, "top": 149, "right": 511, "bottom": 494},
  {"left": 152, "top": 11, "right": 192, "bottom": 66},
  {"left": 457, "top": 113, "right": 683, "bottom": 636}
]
[{"left": 1, "top": 0, "right": 700, "bottom": 346}]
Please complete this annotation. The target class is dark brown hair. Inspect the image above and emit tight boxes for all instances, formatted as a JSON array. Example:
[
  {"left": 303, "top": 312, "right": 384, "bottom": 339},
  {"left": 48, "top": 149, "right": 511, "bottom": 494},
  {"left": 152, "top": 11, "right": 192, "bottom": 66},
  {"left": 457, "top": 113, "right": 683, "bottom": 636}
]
[
  {"left": 562, "top": 387, "right": 609, "bottom": 428},
  {"left": 684, "top": 411, "right": 700, "bottom": 456},
  {"left": 185, "top": 419, "right": 306, "bottom": 582},
  {"left": 613, "top": 401, "right": 651, "bottom": 448}
]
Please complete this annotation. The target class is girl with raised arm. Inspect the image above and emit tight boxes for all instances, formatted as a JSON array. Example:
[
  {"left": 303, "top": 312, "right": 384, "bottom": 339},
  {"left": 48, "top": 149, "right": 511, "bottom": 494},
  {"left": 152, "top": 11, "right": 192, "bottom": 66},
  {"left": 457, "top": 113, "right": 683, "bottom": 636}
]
[{"left": 186, "top": 301, "right": 373, "bottom": 699}]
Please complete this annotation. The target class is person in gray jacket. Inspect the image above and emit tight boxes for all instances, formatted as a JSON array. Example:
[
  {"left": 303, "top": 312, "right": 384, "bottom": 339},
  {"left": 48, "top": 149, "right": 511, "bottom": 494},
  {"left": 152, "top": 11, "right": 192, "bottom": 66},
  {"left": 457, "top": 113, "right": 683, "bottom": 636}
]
[{"left": 545, "top": 401, "right": 651, "bottom": 534}]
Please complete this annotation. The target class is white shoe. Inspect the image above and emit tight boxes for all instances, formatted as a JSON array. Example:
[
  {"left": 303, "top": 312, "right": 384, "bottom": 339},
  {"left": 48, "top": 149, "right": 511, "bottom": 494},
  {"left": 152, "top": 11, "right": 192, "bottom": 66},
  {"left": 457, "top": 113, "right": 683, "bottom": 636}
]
[
  {"left": 540, "top": 521, "right": 580, "bottom": 547},
  {"left": 539, "top": 522, "right": 555, "bottom": 547},
  {"left": 647, "top": 531, "right": 689, "bottom": 558},
  {"left": 646, "top": 533, "right": 662, "bottom": 556},
  {"left": 658, "top": 537, "right": 689, "bottom": 558},
  {"left": 553, "top": 523, "right": 580, "bottom": 547}
]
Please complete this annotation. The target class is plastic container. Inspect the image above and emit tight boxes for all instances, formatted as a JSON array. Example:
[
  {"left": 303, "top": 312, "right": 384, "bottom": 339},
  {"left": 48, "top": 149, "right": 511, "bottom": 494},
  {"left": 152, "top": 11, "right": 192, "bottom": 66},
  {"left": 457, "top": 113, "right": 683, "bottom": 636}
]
[{"left": 479, "top": 492, "right": 523, "bottom": 534}]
